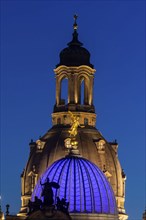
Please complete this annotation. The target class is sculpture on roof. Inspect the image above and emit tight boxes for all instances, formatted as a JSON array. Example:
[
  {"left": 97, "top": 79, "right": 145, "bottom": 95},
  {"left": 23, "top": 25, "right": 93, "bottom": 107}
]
[
  {"left": 56, "top": 197, "right": 69, "bottom": 213},
  {"left": 28, "top": 196, "right": 42, "bottom": 213},
  {"left": 40, "top": 177, "right": 60, "bottom": 206},
  {"left": 68, "top": 111, "right": 84, "bottom": 137}
]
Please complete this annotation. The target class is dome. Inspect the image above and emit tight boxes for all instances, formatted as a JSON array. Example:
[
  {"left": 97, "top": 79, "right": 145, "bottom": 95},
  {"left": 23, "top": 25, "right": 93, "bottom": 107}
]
[
  {"left": 56, "top": 30, "right": 93, "bottom": 68},
  {"left": 23, "top": 126, "right": 124, "bottom": 216},
  {"left": 31, "top": 155, "right": 117, "bottom": 215}
]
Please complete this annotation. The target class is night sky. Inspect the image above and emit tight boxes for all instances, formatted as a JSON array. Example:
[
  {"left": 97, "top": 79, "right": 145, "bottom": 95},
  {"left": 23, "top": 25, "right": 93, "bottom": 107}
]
[{"left": 1, "top": 1, "right": 145, "bottom": 219}]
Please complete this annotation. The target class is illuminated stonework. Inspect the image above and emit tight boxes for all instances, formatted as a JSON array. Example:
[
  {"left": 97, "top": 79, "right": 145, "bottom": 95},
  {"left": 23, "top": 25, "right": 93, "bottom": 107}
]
[
  {"left": 52, "top": 111, "right": 96, "bottom": 127},
  {"left": 18, "top": 17, "right": 128, "bottom": 220},
  {"left": 54, "top": 65, "right": 95, "bottom": 108}
]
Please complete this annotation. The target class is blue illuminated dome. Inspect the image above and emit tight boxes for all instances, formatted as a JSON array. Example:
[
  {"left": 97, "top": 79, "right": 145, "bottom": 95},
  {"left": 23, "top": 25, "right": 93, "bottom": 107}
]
[{"left": 32, "top": 156, "right": 117, "bottom": 215}]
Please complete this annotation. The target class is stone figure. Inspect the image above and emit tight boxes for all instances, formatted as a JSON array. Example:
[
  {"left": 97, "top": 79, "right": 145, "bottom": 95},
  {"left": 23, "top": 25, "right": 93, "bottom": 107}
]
[
  {"left": 56, "top": 197, "right": 69, "bottom": 213},
  {"left": 28, "top": 196, "right": 42, "bottom": 213},
  {"left": 40, "top": 177, "right": 60, "bottom": 206}
]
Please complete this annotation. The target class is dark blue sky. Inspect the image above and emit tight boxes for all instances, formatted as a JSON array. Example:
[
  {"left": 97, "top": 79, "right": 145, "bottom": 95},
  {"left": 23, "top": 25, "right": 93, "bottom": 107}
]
[{"left": 1, "top": 0, "right": 145, "bottom": 219}]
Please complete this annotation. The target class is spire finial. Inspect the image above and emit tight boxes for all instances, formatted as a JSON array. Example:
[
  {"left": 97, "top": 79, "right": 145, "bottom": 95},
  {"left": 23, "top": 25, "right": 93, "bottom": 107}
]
[
  {"left": 73, "top": 14, "right": 78, "bottom": 30},
  {"left": 67, "top": 14, "right": 83, "bottom": 47}
]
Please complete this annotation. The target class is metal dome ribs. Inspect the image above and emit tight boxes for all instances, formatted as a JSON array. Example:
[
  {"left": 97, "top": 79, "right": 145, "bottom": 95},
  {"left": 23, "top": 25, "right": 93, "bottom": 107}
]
[{"left": 31, "top": 156, "right": 117, "bottom": 215}]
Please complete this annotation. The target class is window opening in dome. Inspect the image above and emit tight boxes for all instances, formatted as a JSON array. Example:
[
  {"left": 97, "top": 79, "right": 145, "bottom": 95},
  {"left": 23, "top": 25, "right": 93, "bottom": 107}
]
[{"left": 60, "top": 77, "right": 68, "bottom": 105}]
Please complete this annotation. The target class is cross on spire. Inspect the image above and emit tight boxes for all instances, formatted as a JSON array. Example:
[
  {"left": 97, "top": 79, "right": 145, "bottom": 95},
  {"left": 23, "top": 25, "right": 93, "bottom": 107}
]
[{"left": 73, "top": 14, "right": 78, "bottom": 30}]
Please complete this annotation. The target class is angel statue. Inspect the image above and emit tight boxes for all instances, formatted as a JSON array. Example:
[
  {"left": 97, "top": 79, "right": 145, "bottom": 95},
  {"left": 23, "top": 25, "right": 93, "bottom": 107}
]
[
  {"left": 68, "top": 111, "right": 84, "bottom": 137},
  {"left": 40, "top": 177, "right": 60, "bottom": 206}
]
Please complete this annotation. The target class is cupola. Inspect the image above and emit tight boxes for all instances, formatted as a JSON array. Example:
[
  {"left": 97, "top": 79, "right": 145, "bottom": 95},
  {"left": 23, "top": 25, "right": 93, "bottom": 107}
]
[
  {"left": 57, "top": 15, "right": 93, "bottom": 68},
  {"left": 53, "top": 15, "right": 96, "bottom": 124}
]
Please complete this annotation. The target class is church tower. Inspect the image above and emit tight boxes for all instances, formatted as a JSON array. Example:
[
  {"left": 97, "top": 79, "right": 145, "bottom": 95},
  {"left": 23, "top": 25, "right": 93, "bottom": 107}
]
[
  {"left": 18, "top": 16, "right": 128, "bottom": 220},
  {"left": 52, "top": 15, "right": 96, "bottom": 130}
]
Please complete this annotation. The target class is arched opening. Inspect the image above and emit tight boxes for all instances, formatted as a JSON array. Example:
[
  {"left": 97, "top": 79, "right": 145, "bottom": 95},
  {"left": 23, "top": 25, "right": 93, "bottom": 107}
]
[
  {"left": 78, "top": 77, "right": 85, "bottom": 105},
  {"left": 81, "top": 79, "right": 85, "bottom": 105},
  {"left": 60, "top": 77, "right": 68, "bottom": 105}
]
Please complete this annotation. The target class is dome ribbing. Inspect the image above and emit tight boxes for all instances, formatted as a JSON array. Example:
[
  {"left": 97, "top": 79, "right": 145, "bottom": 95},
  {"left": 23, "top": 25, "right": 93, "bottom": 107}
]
[{"left": 31, "top": 156, "right": 117, "bottom": 215}]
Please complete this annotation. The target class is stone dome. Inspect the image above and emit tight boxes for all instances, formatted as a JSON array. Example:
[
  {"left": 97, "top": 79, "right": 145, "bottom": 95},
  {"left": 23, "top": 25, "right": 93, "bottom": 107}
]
[
  {"left": 56, "top": 30, "right": 93, "bottom": 68},
  {"left": 31, "top": 155, "right": 117, "bottom": 215},
  {"left": 21, "top": 125, "right": 125, "bottom": 217}
]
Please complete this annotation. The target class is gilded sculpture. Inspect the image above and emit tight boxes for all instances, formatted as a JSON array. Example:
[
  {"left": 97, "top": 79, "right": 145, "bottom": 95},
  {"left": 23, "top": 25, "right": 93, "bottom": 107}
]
[{"left": 68, "top": 111, "right": 84, "bottom": 137}]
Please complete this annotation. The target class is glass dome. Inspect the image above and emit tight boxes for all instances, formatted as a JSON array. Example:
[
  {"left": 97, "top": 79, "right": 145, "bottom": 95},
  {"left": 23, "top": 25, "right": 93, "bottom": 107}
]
[{"left": 32, "top": 156, "right": 117, "bottom": 215}]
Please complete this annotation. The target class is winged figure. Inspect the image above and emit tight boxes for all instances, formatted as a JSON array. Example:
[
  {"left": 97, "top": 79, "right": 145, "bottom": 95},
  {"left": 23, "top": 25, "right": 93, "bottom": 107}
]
[
  {"left": 40, "top": 177, "right": 60, "bottom": 206},
  {"left": 68, "top": 111, "right": 84, "bottom": 137}
]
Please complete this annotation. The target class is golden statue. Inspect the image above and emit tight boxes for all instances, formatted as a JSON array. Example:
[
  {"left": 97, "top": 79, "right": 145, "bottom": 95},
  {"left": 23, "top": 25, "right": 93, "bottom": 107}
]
[
  {"left": 68, "top": 111, "right": 84, "bottom": 137},
  {"left": 64, "top": 111, "right": 84, "bottom": 152}
]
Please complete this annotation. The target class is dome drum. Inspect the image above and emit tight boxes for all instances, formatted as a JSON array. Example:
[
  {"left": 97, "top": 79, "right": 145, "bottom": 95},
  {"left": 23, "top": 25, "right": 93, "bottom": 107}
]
[{"left": 52, "top": 112, "right": 96, "bottom": 127}]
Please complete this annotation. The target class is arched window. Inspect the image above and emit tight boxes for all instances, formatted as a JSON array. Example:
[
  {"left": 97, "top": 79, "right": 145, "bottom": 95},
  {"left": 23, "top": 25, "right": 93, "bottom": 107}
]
[
  {"left": 81, "top": 79, "right": 85, "bottom": 104},
  {"left": 78, "top": 77, "right": 85, "bottom": 104},
  {"left": 60, "top": 77, "right": 68, "bottom": 105}
]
